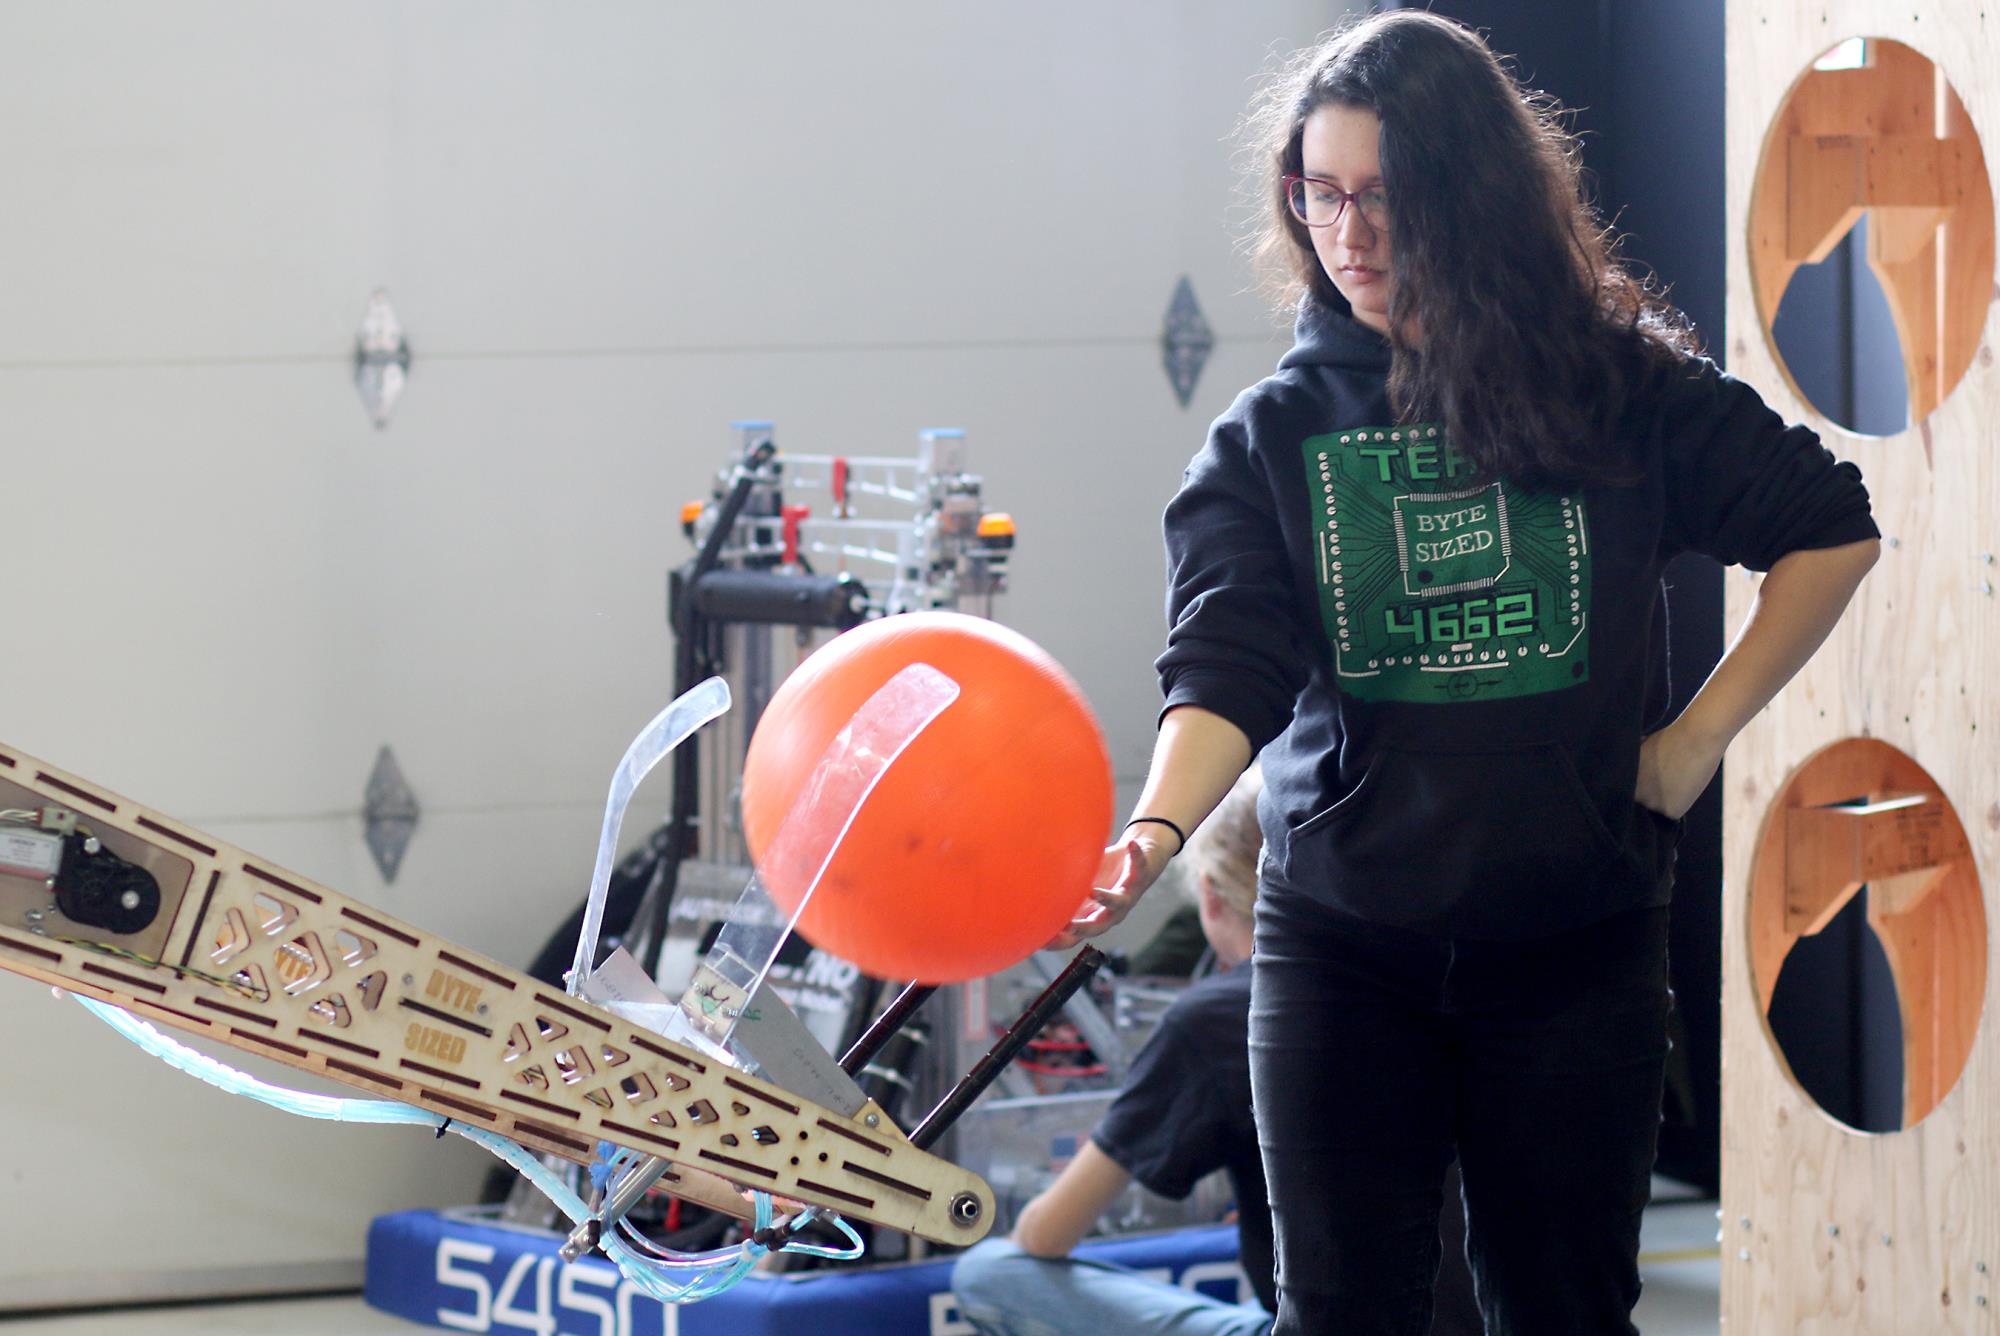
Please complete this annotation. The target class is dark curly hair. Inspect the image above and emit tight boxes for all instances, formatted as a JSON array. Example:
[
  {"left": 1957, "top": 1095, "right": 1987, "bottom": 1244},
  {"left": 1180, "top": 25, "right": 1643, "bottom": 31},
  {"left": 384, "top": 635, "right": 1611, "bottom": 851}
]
[{"left": 1241, "top": 10, "right": 1695, "bottom": 485}]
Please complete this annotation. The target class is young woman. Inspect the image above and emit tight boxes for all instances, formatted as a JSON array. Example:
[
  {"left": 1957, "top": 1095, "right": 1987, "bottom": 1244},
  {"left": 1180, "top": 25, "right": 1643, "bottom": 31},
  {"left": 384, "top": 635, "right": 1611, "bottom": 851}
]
[{"left": 1057, "top": 12, "right": 1879, "bottom": 1333}]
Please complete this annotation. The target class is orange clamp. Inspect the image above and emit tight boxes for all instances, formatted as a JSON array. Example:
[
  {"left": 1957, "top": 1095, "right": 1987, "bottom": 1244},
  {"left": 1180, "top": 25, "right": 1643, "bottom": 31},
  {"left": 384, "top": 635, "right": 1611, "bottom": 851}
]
[{"left": 781, "top": 504, "right": 812, "bottom": 566}]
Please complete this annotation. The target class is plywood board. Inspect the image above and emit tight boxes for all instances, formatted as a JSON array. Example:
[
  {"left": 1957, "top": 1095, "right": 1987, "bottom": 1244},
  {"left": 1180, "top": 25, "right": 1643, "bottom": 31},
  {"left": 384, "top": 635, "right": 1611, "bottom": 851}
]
[{"left": 1726, "top": 3, "right": 2000, "bottom": 1328}]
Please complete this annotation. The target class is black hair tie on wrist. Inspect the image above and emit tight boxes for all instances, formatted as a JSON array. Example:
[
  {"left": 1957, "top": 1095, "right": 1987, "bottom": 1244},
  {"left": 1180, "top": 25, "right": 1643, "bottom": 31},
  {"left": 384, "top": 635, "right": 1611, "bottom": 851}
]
[{"left": 1123, "top": 816, "right": 1187, "bottom": 855}]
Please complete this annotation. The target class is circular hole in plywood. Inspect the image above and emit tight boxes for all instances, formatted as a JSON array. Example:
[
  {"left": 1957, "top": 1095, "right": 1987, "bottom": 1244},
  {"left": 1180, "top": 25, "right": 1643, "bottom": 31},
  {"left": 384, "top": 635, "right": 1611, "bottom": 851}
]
[
  {"left": 1747, "top": 738, "right": 1985, "bottom": 1132},
  {"left": 1750, "top": 38, "right": 1994, "bottom": 436}
]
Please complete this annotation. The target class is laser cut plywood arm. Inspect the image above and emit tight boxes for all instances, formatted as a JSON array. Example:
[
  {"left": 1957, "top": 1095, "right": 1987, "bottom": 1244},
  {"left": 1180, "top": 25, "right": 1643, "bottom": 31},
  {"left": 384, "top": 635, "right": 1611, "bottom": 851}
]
[{"left": 0, "top": 743, "right": 994, "bottom": 1246}]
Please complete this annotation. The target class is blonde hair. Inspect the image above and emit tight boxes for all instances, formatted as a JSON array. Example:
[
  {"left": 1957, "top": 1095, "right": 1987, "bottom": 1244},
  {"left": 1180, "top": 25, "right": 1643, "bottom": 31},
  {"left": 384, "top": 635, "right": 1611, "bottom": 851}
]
[{"left": 1181, "top": 765, "right": 1264, "bottom": 921}]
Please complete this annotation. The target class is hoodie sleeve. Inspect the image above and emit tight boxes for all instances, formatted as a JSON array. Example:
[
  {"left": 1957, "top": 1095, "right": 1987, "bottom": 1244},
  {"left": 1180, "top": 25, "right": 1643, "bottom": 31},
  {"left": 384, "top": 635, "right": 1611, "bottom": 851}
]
[
  {"left": 1657, "top": 358, "right": 1879, "bottom": 570},
  {"left": 1154, "top": 412, "right": 1309, "bottom": 751}
]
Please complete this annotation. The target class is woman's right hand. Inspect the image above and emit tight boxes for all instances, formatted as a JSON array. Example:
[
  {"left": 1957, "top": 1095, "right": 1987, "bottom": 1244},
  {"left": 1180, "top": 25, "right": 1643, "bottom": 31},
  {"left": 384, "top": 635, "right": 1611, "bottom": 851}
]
[
  {"left": 1046, "top": 832, "right": 1177, "bottom": 951},
  {"left": 1044, "top": 703, "right": 1253, "bottom": 952}
]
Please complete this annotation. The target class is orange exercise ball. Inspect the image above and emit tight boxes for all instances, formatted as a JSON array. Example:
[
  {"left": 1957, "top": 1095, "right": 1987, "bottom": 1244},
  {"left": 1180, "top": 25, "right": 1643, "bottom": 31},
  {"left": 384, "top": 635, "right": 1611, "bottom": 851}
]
[{"left": 740, "top": 611, "right": 1111, "bottom": 983}]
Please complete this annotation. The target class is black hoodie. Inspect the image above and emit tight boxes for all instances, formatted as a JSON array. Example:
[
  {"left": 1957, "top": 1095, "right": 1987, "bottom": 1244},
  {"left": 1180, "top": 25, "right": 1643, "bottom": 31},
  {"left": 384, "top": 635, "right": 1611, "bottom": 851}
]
[{"left": 1156, "top": 296, "right": 1877, "bottom": 939}]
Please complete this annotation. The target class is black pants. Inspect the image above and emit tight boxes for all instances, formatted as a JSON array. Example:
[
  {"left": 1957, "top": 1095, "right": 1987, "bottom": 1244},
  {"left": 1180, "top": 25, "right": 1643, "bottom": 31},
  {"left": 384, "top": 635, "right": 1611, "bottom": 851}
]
[{"left": 1249, "top": 894, "right": 1672, "bottom": 1335}]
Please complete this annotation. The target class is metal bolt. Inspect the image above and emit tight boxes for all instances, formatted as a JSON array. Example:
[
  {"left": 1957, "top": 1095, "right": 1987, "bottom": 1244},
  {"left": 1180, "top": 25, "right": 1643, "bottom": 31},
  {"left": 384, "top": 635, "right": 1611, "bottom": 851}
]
[
  {"left": 1829, "top": 1224, "right": 1841, "bottom": 1238},
  {"left": 25, "top": 909, "right": 42, "bottom": 922},
  {"left": 1979, "top": 1261, "right": 1990, "bottom": 1275},
  {"left": 863, "top": 1112, "right": 880, "bottom": 1128},
  {"left": 949, "top": 1193, "right": 982, "bottom": 1228},
  {"left": 477, "top": 1003, "right": 489, "bottom": 1016},
  {"left": 83, "top": 836, "right": 101, "bottom": 855},
  {"left": 1741, "top": 1217, "right": 1752, "bottom": 1231},
  {"left": 1738, "top": 1248, "right": 1751, "bottom": 1261},
  {"left": 119, "top": 890, "right": 141, "bottom": 911},
  {"left": 28, "top": 925, "right": 45, "bottom": 936},
  {"left": 1883, "top": 1235, "right": 1894, "bottom": 1247},
  {"left": 1887, "top": 536, "right": 1901, "bottom": 549},
  {"left": 1984, "top": 553, "right": 1996, "bottom": 565},
  {"left": 1980, "top": 1296, "right": 1990, "bottom": 1309},
  {"left": 401, "top": 974, "right": 414, "bottom": 987}
]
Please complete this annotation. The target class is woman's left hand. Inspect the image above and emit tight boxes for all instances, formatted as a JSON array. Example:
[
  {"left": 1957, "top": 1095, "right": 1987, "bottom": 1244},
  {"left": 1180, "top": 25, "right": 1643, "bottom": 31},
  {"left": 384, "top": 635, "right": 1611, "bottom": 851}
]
[{"left": 1634, "top": 720, "right": 1726, "bottom": 821}]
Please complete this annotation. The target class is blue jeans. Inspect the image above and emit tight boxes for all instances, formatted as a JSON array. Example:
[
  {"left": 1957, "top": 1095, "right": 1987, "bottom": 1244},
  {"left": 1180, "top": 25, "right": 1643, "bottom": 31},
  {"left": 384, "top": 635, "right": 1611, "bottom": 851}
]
[
  {"left": 953, "top": 1238, "right": 1275, "bottom": 1336},
  {"left": 1250, "top": 895, "right": 1673, "bottom": 1335}
]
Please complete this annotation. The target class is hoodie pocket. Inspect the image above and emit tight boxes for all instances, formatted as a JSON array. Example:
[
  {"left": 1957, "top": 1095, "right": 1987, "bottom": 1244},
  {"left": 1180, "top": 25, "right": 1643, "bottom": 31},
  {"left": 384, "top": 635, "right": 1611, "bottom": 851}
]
[
  {"left": 1633, "top": 800, "right": 1685, "bottom": 879},
  {"left": 1280, "top": 742, "right": 1628, "bottom": 935}
]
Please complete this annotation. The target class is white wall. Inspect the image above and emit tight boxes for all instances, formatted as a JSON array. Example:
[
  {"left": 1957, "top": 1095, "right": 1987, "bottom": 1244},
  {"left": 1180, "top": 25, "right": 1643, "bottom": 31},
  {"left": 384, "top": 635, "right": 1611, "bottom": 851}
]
[{"left": 0, "top": 0, "right": 1340, "bottom": 1305}]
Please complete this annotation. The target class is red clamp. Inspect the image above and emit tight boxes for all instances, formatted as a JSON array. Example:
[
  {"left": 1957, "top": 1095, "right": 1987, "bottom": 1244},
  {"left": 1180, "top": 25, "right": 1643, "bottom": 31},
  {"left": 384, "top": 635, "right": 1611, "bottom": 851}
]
[
  {"left": 831, "top": 457, "right": 850, "bottom": 517},
  {"left": 781, "top": 504, "right": 812, "bottom": 566}
]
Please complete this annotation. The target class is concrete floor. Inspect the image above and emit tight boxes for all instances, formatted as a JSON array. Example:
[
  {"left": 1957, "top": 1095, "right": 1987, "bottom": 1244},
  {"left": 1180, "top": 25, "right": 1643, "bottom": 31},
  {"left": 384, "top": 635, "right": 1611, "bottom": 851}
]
[{"left": 1632, "top": 1195, "right": 1726, "bottom": 1334}]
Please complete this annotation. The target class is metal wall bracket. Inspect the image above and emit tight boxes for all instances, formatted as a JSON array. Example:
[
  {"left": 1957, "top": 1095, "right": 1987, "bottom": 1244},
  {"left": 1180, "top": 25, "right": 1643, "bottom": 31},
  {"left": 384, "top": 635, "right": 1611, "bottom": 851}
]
[
  {"left": 1162, "top": 276, "right": 1214, "bottom": 409},
  {"left": 354, "top": 289, "right": 412, "bottom": 429},
  {"left": 363, "top": 745, "right": 419, "bottom": 883}
]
